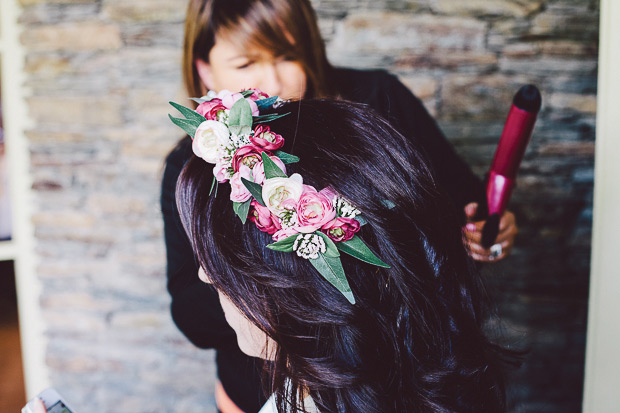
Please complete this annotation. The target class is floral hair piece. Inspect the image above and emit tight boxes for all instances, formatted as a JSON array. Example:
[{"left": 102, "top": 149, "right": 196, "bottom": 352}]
[{"left": 169, "top": 90, "right": 389, "bottom": 304}]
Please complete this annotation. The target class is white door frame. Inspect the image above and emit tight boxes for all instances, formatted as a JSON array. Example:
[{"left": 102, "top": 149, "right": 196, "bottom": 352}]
[
  {"left": 583, "top": 0, "right": 620, "bottom": 411},
  {"left": 0, "top": 0, "right": 49, "bottom": 396}
]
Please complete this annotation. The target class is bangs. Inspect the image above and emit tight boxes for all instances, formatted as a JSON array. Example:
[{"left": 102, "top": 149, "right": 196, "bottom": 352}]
[
  {"left": 185, "top": 0, "right": 332, "bottom": 100},
  {"left": 215, "top": 1, "right": 302, "bottom": 60}
]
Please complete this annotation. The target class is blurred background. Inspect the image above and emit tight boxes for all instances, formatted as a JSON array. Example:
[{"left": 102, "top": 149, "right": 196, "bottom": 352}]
[{"left": 0, "top": 0, "right": 600, "bottom": 411}]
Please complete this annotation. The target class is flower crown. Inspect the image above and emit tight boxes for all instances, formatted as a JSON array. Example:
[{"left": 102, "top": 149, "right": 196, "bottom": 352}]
[{"left": 169, "top": 89, "right": 389, "bottom": 304}]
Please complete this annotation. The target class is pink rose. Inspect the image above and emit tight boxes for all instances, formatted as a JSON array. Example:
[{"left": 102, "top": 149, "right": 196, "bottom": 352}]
[
  {"left": 272, "top": 227, "right": 299, "bottom": 242},
  {"left": 229, "top": 165, "right": 252, "bottom": 203},
  {"left": 320, "top": 187, "right": 337, "bottom": 203},
  {"left": 213, "top": 161, "right": 229, "bottom": 183},
  {"left": 250, "top": 125, "right": 285, "bottom": 151},
  {"left": 252, "top": 156, "right": 286, "bottom": 185},
  {"left": 295, "top": 188, "right": 337, "bottom": 233},
  {"left": 243, "top": 88, "right": 269, "bottom": 101},
  {"left": 321, "top": 217, "right": 361, "bottom": 242},
  {"left": 249, "top": 200, "right": 281, "bottom": 235},
  {"left": 232, "top": 145, "right": 267, "bottom": 173},
  {"left": 196, "top": 98, "right": 226, "bottom": 120},
  {"left": 218, "top": 90, "right": 259, "bottom": 116}
]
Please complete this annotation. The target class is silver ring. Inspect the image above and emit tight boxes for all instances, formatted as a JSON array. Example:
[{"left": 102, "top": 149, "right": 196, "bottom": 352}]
[{"left": 489, "top": 243, "right": 502, "bottom": 259}]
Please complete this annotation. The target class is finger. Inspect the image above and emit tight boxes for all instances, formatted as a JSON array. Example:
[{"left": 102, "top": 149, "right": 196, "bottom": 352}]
[
  {"left": 494, "top": 229, "right": 516, "bottom": 245},
  {"left": 469, "top": 251, "right": 496, "bottom": 263},
  {"left": 33, "top": 398, "right": 47, "bottom": 413},
  {"left": 464, "top": 202, "right": 479, "bottom": 219},
  {"left": 463, "top": 229, "right": 483, "bottom": 245},
  {"left": 467, "top": 239, "right": 510, "bottom": 256},
  {"left": 469, "top": 247, "right": 511, "bottom": 263},
  {"left": 494, "top": 221, "right": 518, "bottom": 245},
  {"left": 464, "top": 215, "right": 517, "bottom": 245},
  {"left": 498, "top": 211, "right": 516, "bottom": 231},
  {"left": 464, "top": 220, "right": 486, "bottom": 234}
]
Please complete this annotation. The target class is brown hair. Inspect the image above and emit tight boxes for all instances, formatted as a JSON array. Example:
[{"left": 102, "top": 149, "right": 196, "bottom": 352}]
[{"left": 183, "top": 0, "right": 333, "bottom": 101}]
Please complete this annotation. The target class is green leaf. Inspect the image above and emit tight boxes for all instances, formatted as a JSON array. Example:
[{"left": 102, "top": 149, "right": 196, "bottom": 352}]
[
  {"left": 337, "top": 235, "right": 390, "bottom": 268},
  {"left": 229, "top": 98, "right": 253, "bottom": 128},
  {"left": 232, "top": 199, "right": 252, "bottom": 224},
  {"left": 169, "top": 101, "right": 207, "bottom": 125},
  {"left": 354, "top": 215, "right": 368, "bottom": 226},
  {"left": 189, "top": 97, "right": 208, "bottom": 104},
  {"left": 229, "top": 125, "right": 252, "bottom": 136},
  {"left": 255, "top": 96, "right": 278, "bottom": 110},
  {"left": 261, "top": 152, "right": 287, "bottom": 179},
  {"left": 266, "top": 234, "right": 298, "bottom": 252},
  {"left": 209, "top": 176, "right": 217, "bottom": 196},
  {"left": 309, "top": 253, "right": 355, "bottom": 305},
  {"left": 273, "top": 151, "right": 299, "bottom": 164},
  {"left": 382, "top": 199, "right": 396, "bottom": 210},
  {"left": 241, "top": 177, "right": 265, "bottom": 206},
  {"left": 253, "top": 113, "right": 290, "bottom": 124},
  {"left": 316, "top": 232, "right": 340, "bottom": 258},
  {"left": 240, "top": 90, "right": 254, "bottom": 98},
  {"left": 169, "top": 114, "right": 199, "bottom": 138}
]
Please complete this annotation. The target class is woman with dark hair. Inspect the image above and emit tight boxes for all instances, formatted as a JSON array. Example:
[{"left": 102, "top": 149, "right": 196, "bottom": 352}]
[
  {"left": 175, "top": 97, "right": 510, "bottom": 412},
  {"left": 162, "top": 1, "right": 517, "bottom": 410}
]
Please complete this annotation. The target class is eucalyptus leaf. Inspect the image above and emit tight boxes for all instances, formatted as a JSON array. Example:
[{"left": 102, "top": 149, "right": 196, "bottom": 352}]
[
  {"left": 261, "top": 152, "right": 287, "bottom": 179},
  {"left": 233, "top": 199, "right": 251, "bottom": 224},
  {"left": 255, "top": 96, "right": 278, "bottom": 110},
  {"left": 273, "top": 151, "right": 300, "bottom": 164},
  {"left": 240, "top": 90, "right": 254, "bottom": 98},
  {"left": 266, "top": 234, "right": 298, "bottom": 252},
  {"left": 337, "top": 235, "right": 390, "bottom": 268},
  {"left": 309, "top": 253, "right": 355, "bottom": 305},
  {"left": 169, "top": 101, "right": 207, "bottom": 125},
  {"left": 354, "top": 215, "right": 368, "bottom": 226},
  {"left": 229, "top": 98, "right": 253, "bottom": 128},
  {"left": 382, "top": 199, "right": 396, "bottom": 210},
  {"left": 209, "top": 176, "right": 217, "bottom": 196},
  {"left": 316, "top": 232, "right": 340, "bottom": 258},
  {"left": 241, "top": 177, "right": 265, "bottom": 206},
  {"left": 229, "top": 124, "right": 252, "bottom": 136},
  {"left": 189, "top": 97, "right": 209, "bottom": 104},
  {"left": 169, "top": 115, "right": 199, "bottom": 138},
  {"left": 253, "top": 113, "right": 290, "bottom": 124}
]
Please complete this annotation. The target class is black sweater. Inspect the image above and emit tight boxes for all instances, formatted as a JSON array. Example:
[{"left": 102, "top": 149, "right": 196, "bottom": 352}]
[{"left": 160, "top": 68, "right": 484, "bottom": 412}]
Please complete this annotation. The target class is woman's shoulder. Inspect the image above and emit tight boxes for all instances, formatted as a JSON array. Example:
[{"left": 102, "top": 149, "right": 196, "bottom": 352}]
[
  {"left": 165, "top": 136, "right": 193, "bottom": 169},
  {"left": 330, "top": 67, "right": 427, "bottom": 130},
  {"left": 331, "top": 67, "right": 414, "bottom": 105},
  {"left": 162, "top": 136, "right": 193, "bottom": 192}
]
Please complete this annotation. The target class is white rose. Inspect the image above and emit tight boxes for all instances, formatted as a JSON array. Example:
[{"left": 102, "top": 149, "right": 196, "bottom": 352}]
[
  {"left": 262, "top": 174, "right": 304, "bottom": 216},
  {"left": 192, "top": 120, "right": 230, "bottom": 164}
]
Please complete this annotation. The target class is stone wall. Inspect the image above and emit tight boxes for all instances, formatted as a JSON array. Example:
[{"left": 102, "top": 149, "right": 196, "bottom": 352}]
[
  {"left": 19, "top": 0, "right": 597, "bottom": 411},
  {"left": 321, "top": 2, "right": 597, "bottom": 410}
]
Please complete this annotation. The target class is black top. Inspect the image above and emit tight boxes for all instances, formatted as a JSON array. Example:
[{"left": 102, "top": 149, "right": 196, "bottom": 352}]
[{"left": 160, "top": 68, "right": 484, "bottom": 412}]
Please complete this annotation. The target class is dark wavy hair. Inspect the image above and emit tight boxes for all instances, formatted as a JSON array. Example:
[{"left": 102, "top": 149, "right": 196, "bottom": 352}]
[{"left": 177, "top": 100, "right": 510, "bottom": 412}]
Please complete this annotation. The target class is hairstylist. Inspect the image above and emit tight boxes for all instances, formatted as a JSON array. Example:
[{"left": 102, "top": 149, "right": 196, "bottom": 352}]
[{"left": 161, "top": 0, "right": 517, "bottom": 411}]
